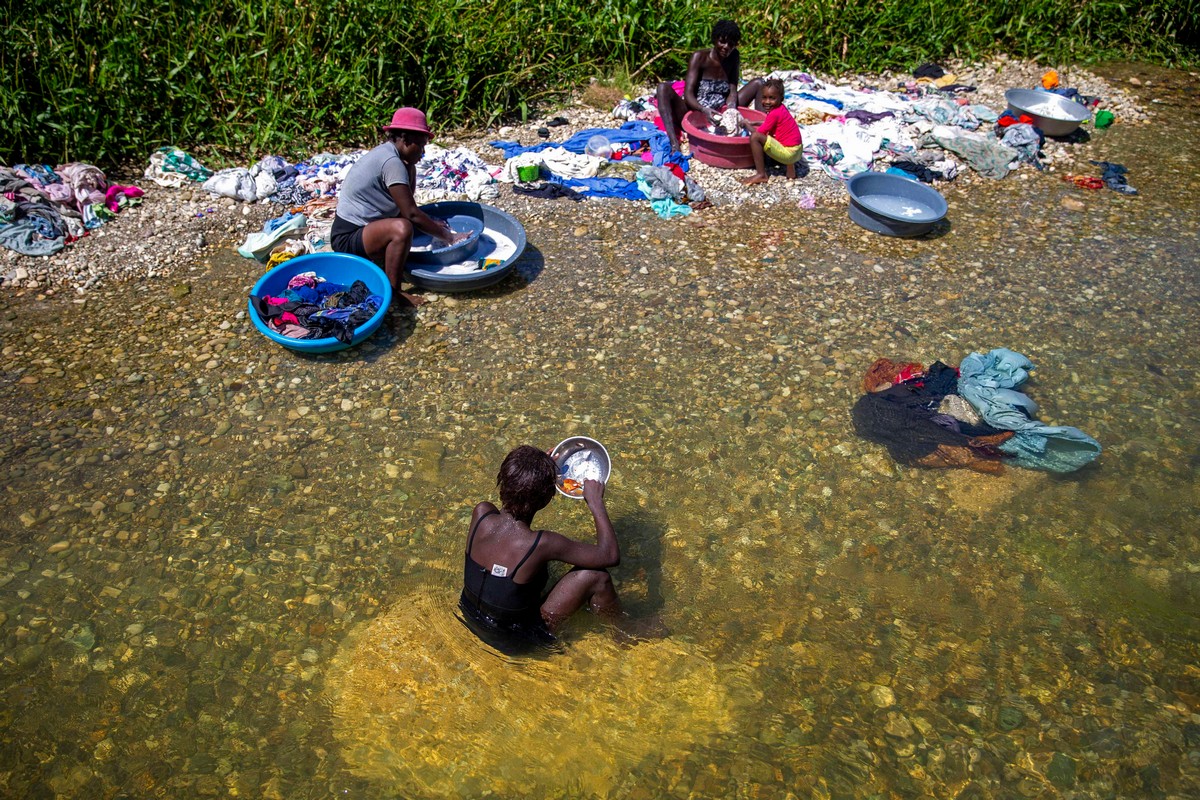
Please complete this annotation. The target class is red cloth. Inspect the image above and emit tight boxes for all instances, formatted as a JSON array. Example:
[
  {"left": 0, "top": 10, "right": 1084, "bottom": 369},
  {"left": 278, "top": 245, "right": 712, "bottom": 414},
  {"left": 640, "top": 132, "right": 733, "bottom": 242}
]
[{"left": 757, "top": 106, "right": 802, "bottom": 147}]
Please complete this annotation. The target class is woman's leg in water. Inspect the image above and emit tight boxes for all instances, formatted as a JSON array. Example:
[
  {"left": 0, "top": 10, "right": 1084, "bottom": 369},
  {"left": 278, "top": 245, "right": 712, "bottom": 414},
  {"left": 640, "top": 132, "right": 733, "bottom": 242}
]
[
  {"left": 541, "top": 568, "right": 668, "bottom": 640},
  {"left": 655, "top": 82, "right": 688, "bottom": 152},
  {"left": 540, "top": 567, "right": 621, "bottom": 630}
]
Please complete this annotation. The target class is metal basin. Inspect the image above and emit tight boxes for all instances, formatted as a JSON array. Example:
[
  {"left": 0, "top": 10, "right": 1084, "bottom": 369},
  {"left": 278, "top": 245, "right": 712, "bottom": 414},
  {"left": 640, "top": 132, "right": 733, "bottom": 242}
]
[
  {"left": 681, "top": 107, "right": 766, "bottom": 169},
  {"left": 1005, "top": 88, "right": 1091, "bottom": 137},
  {"left": 550, "top": 436, "right": 611, "bottom": 499},
  {"left": 846, "top": 172, "right": 948, "bottom": 238}
]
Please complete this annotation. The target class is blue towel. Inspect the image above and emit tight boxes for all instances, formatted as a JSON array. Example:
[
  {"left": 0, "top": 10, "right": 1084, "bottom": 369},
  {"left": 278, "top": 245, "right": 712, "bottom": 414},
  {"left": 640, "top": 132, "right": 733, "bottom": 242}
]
[
  {"left": 957, "top": 348, "right": 1101, "bottom": 473},
  {"left": 491, "top": 121, "right": 688, "bottom": 171}
]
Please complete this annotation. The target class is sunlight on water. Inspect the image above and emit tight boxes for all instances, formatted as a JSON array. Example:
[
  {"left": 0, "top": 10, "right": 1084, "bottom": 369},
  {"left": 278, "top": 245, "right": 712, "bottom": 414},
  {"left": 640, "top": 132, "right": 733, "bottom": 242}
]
[{"left": 1, "top": 65, "right": 1198, "bottom": 798}]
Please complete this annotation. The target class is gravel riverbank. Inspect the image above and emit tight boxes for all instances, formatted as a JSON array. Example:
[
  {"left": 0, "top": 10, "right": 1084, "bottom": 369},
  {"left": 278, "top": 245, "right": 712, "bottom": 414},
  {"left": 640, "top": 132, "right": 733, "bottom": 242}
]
[{"left": 0, "top": 57, "right": 1155, "bottom": 295}]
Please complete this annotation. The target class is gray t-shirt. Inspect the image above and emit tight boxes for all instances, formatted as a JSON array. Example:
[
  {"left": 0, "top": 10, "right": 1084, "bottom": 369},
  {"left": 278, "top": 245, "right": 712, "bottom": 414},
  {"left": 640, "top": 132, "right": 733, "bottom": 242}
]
[{"left": 336, "top": 142, "right": 412, "bottom": 227}]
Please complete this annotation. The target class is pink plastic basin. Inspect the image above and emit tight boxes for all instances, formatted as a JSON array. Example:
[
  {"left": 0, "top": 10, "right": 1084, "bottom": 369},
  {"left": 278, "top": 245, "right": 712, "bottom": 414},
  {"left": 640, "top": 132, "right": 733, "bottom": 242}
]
[{"left": 681, "top": 106, "right": 767, "bottom": 169}]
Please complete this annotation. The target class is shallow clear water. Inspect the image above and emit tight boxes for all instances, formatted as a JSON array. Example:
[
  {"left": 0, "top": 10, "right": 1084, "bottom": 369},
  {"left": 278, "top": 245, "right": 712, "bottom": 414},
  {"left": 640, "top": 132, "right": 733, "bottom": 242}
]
[{"left": 1, "top": 65, "right": 1198, "bottom": 798}]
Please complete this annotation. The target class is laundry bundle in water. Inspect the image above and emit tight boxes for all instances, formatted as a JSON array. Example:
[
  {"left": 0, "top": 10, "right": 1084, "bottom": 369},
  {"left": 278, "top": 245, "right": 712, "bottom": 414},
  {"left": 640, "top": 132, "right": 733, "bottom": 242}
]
[{"left": 852, "top": 348, "right": 1101, "bottom": 474}]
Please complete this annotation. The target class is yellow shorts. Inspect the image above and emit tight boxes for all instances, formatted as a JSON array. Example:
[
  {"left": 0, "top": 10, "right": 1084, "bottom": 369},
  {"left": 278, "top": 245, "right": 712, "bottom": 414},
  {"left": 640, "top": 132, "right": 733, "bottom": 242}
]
[{"left": 763, "top": 137, "right": 804, "bottom": 165}]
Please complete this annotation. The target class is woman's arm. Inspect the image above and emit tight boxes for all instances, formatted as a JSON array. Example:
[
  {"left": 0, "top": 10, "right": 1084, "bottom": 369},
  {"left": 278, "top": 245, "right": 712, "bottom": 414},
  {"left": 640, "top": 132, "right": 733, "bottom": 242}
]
[
  {"left": 388, "top": 180, "right": 466, "bottom": 244},
  {"left": 724, "top": 51, "right": 741, "bottom": 110},
  {"left": 683, "top": 51, "right": 718, "bottom": 122},
  {"left": 536, "top": 480, "right": 619, "bottom": 569}
]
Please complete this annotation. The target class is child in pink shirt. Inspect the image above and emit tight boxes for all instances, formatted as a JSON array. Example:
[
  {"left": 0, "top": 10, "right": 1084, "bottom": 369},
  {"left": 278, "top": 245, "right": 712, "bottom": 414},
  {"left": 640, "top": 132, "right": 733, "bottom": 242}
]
[{"left": 741, "top": 79, "right": 804, "bottom": 185}]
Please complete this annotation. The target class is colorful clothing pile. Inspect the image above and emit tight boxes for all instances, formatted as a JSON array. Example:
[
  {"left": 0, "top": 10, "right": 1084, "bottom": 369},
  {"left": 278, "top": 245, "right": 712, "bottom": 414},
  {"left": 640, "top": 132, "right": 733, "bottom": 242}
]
[
  {"left": 613, "top": 67, "right": 1105, "bottom": 182},
  {"left": 1, "top": 164, "right": 143, "bottom": 256},
  {"left": 251, "top": 273, "right": 383, "bottom": 344}
]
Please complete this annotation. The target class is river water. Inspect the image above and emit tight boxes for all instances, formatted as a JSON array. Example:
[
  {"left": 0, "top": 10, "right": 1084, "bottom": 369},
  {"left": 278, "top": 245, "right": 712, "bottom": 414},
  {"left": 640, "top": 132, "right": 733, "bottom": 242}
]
[{"left": 1, "top": 65, "right": 1197, "bottom": 798}]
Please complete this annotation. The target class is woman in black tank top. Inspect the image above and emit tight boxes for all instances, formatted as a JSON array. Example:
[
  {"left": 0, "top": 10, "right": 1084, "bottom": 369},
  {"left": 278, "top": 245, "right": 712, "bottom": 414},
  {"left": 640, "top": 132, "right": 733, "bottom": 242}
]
[{"left": 459, "top": 445, "right": 623, "bottom": 652}]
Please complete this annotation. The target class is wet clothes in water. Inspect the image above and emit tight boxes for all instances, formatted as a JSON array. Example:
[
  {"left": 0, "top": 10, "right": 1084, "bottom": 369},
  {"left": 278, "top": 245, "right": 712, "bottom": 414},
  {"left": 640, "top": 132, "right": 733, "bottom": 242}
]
[
  {"left": 251, "top": 278, "right": 381, "bottom": 343},
  {"left": 459, "top": 510, "right": 555, "bottom": 650},
  {"left": 851, "top": 362, "right": 1007, "bottom": 465}
]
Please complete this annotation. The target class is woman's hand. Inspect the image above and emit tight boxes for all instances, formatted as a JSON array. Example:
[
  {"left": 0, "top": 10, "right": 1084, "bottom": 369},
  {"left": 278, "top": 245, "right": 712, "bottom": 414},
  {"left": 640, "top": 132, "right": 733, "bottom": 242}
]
[
  {"left": 582, "top": 479, "right": 605, "bottom": 505},
  {"left": 434, "top": 221, "right": 471, "bottom": 245}
]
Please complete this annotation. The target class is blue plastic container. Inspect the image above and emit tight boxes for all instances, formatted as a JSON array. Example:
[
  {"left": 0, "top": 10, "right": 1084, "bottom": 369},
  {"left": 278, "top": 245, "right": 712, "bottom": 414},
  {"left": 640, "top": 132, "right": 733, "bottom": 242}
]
[
  {"left": 406, "top": 202, "right": 528, "bottom": 293},
  {"left": 846, "top": 172, "right": 948, "bottom": 238},
  {"left": 248, "top": 252, "right": 393, "bottom": 353}
]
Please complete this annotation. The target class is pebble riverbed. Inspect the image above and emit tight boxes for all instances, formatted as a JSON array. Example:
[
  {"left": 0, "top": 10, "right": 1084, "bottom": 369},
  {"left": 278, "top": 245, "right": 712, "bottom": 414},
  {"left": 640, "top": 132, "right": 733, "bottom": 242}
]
[{"left": 0, "top": 62, "right": 1198, "bottom": 798}]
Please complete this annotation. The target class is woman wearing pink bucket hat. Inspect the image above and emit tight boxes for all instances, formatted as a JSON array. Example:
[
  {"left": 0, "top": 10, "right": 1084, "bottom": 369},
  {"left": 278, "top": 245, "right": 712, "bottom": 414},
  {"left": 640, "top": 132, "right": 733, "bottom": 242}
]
[{"left": 331, "top": 106, "right": 467, "bottom": 306}]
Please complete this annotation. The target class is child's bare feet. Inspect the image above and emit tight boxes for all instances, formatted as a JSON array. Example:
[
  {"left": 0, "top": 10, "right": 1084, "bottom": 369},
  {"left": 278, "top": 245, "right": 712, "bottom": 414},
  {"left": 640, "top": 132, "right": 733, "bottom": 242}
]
[
  {"left": 396, "top": 290, "right": 426, "bottom": 307},
  {"left": 740, "top": 174, "right": 769, "bottom": 186}
]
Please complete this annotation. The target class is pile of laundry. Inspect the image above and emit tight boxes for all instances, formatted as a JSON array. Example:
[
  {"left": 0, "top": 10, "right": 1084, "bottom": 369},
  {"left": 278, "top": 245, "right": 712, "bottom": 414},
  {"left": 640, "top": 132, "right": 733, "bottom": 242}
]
[
  {"left": 0, "top": 163, "right": 144, "bottom": 256},
  {"left": 250, "top": 270, "right": 383, "bottom": 344},
  {"left": 613, "top": 65, "right": 1112, "bottom": 183},
  {"left": 851, "top": 348, "right": 1101, "bottom": 474},
  {"left": 491, "top": 120, "right": 706, "bottom": 217}
]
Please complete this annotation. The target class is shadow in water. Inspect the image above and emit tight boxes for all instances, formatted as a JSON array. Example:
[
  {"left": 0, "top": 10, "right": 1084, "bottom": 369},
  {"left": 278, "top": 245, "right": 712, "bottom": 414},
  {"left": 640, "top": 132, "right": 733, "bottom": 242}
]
[{"left": 611, "top": 509, "right": 668, "bottom": 619}]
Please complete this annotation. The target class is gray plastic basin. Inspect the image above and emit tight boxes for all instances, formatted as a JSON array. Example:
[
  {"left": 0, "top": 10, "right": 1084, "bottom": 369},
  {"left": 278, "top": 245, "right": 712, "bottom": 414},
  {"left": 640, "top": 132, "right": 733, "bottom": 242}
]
[
  {"left": 409, "top": 214, "right": 485, "bottom": 265},
  {"left": 1004, "top": 88, "right": 1091, "bottom": 137},
  {"left": 846, "top": 172, "right": 948, "bottom": 238},
  {"left": 406, "top": 202, "right": 527, "bottom": 293}
]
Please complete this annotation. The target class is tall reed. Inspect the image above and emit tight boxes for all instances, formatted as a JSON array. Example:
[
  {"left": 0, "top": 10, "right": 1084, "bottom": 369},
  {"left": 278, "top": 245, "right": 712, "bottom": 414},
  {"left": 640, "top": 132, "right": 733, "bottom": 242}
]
[{"left": 1, "top": 0, "right": 1195, "bottom": 167}]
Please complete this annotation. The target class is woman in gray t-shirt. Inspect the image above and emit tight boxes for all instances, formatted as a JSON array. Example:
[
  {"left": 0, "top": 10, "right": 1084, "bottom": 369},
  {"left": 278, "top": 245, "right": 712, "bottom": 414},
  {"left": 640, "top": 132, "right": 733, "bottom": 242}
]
[{"left": 331, "top": 107, "right": 466, "bottom": 306}]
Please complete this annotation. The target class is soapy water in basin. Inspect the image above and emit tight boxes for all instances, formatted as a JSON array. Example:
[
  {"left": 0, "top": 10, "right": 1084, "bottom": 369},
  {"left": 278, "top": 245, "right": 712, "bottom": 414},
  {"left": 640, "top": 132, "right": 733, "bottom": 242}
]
[
  {"left": 858, "top": 193, "right": 936, "bottom": 220},
  {"left": 563, "top": 449, "right": 605, "bottom": 483},
  {"left": 413, "top": 227, "right": 518, "bottom": 274},
  {"left": 1019, "top": 99, "right": 1077, "bottom": 118}
]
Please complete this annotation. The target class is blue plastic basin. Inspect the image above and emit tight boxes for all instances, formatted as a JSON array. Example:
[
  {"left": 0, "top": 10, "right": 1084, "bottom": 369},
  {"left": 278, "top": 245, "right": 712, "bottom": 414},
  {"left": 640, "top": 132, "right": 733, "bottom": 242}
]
[
  {"left": 248, "top": 252, "right": 393, "bottom": 353},
  {"left": 407, "top": 202, "right": 527, "bottom": 293},
  {"left": 846, "top": 172, "right": 948, "bottom": 238}
]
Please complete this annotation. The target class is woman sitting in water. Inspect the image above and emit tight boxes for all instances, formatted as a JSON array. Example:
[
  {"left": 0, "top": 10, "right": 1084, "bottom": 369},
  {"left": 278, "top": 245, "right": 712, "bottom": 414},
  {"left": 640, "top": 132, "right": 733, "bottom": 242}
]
[
  {"left": 655, "top": 19, "right": 763, "bottom": 154},
  {"left": 459, "top": 445, "right": 624, "bottom": 650},
  {"left": 330, "top": 107, "right": 468, "bottom": 306}
]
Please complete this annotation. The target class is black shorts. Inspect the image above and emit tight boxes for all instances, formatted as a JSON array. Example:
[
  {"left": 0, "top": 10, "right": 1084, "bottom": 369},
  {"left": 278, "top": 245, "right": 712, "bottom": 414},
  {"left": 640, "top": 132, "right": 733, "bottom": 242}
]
[{"left": 330, "top": 214, "right": 369, "bottom": 259}]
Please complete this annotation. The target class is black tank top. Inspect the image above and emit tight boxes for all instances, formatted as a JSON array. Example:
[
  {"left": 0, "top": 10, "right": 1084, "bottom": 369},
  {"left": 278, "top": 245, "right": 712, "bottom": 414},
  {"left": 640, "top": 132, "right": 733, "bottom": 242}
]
[{"left": 461, "top": 509, "right": 549, "bottom": 623}]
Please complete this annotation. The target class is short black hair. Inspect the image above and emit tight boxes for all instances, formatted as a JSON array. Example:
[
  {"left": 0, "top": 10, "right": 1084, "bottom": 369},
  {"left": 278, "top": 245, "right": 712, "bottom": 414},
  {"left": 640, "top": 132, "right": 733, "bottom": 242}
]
[
  {"left": 764, "top": 78, "right": 785, "bottom": 96},
  {"left": 497, "top": 445, "right": 557, "bottom": 519},
  {"left": 712, "top": 19, "right": 740, "bottom": 45}
]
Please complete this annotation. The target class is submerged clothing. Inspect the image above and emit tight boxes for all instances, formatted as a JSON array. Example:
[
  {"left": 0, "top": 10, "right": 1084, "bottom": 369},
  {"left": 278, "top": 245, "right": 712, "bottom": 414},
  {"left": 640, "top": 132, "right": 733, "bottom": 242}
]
[
  {"left": 460, "top": 509, "right": 554, "bottom": 650},
  {"left": 758, "top": 106, "right": 802, "bottom": 148},
  {"left": 334, "top": 142, "right": 411, "bottom": 227},
  {"left": 852, "top": 362, "right": 1006, "bottom": 466}
]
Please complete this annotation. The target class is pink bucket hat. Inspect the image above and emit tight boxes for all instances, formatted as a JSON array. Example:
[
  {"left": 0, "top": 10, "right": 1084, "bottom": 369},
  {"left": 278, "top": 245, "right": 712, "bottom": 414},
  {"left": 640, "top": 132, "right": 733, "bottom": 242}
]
[{"left": 383, "top": 107, "right": 432, "bottom": 135}]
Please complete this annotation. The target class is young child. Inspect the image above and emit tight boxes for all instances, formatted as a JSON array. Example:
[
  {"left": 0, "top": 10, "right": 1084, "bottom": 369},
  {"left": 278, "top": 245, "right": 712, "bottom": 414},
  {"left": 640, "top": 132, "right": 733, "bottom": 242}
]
[{"left": 740, "top": 79, "right": 804, "bottom": 185}]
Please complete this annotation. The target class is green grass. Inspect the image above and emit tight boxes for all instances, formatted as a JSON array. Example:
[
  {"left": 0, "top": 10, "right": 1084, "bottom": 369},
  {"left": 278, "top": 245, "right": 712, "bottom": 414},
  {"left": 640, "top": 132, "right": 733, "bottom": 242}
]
[{"left": 1, "top": 0, "right": 1196, "bottom": 168}]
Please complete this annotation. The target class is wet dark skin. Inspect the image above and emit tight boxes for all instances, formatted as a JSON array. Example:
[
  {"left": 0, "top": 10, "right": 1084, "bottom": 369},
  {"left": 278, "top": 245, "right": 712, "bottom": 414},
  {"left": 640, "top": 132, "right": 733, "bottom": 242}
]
[
  {"left": 361, "top": 131, "right": 470, "bottom": 306},
  {"left": 466, "top": 479, "right": 622, "bottom": 629},
  {"left": 655, "top": 34, "right": 763, "bottom": 152}
]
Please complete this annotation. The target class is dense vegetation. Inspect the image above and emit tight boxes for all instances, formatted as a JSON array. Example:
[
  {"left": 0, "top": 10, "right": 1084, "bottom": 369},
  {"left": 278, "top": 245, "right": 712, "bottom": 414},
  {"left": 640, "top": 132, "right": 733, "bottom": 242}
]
[{"left": 2, "top": 0, "right": 1196, "bottom": 167}]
